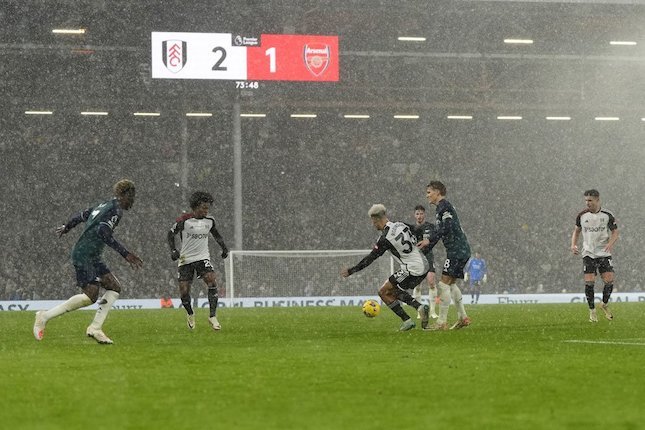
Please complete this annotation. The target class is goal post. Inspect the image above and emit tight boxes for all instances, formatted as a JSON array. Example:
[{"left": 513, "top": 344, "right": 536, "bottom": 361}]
[{"left": 225, "top": 250, "right": 394, "bottom": 299}]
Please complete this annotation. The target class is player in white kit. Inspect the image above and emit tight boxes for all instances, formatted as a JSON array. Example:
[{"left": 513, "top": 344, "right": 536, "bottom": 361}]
[
  {"left": 168, "top": 191, "right": 229, "bottom": 330},
  {"left": 341, "top": 204, "right": 431, "bottom": 331},
  {"left": 570, "top": 189, "right": 619, "bottom": 322}
]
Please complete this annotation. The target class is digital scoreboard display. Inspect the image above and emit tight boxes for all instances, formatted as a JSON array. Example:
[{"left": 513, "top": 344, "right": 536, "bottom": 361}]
[{"left": 151, "top": 32, "right": 339, "bottom": 82}]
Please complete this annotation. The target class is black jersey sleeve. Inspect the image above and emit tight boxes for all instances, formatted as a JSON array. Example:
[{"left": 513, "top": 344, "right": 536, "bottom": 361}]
[
  {"left": 167, "top": 229, "right": 177, "bottom": 252},
  {"left": 208, "top": 218, "right": 229, "bottom": 258},
  {"left": 63, "top": 207, "right": 93, "bottom": 231},
  {"left": 428, "top": 204, "right": 452, "bottom": 249},
  {"left": 168, "top": 216, "right": 188, "bottom": 251},
  {"left": 575, "top": 209, "right": 593, "bottom": 228},
  {"left": 97, "top": 223, "right": 129, "bottom": 258},
  {"left": 606, "top": 211, "right": 618, "bottom": 231},
  {"left": 348, "top": 235, "right": 390, "bottom": 275}
]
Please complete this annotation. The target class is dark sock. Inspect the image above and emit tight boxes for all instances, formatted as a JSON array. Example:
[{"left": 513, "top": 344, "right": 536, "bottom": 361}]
[
  {"left": 207, "top": 286, "right": 219, "bottom": 318},
  {"left": 476, "top": 291, "right": 480, "bottom": 303},
  {"left": 181, "top": 293, "right": 193, "bottom": 315},
  {"left": 584, "top": 283, "right": 595, "bottom": 309},
  {"left": 602, "top": 283, "right": 613, "bottom": 304},
  {"left": 396, "top": 290, "right": 421, "bottom": 309},
  {"left": 388, "top": 301, "right": 411, "bottom": 321}
]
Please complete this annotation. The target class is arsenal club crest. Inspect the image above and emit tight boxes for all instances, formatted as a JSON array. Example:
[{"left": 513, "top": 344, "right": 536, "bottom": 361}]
[
  {"left": 162, "top": 40, "right": 187, "bottom": 73},
  {"left": 304, "top": 44, "right": 330, "bottom": 77}
]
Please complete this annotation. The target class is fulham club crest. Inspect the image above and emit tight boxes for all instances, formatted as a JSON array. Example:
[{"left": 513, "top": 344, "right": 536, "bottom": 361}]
[
  {"left": 162, "top": 40, "right": 187, "bottom": 73},
  {"left": 304, "top": 44, "right": 330, "bottom": 77}
]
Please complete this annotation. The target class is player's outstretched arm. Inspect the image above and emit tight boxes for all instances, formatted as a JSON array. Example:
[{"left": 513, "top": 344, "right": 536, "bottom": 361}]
[
  {"left": 125, "top": 252, "right": 144, "bottom": 269},
  {"left": 57, "top": 208, "right": 93, "bottom": 237},
  {"left": 342, "top": 248, "right": 382, "bottom": 278},
  {"left": 97, "top": 223, "right": 134, "bottom": 259}
]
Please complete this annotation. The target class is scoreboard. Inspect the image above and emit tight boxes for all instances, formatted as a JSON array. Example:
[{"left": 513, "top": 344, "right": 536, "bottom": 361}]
[{"left": 151, "top": 32, "right": 339, "bottom": 82}]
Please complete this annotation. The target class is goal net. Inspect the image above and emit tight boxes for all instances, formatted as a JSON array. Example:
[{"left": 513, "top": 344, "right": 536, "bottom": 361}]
[{"left": 224, "top": 250, "right": 394, "bottom": 298}]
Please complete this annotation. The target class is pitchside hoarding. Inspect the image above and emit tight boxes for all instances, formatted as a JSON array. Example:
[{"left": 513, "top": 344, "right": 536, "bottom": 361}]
[{"left": 2, "top": 293, "right": 645, "bottom": 311}]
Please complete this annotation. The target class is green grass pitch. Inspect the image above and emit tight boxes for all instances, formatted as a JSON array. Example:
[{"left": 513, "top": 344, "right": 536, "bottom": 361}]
[{"left": 2, "top": 303, "right": 644, "bottom": 430}]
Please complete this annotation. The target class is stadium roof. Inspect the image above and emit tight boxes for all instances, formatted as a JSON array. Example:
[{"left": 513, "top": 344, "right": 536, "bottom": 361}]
[{"left": 1, "top": 0, "right": 644, "bottom": 115}]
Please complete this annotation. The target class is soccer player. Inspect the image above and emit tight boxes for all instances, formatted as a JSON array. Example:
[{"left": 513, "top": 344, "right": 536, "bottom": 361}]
[
  {"left": 340, "top": 204, "right": 431, "bottom": 331},
  {"left": 465, "top": 252, "right": 487, "bottom": 304},
  {"left": 168, "top": 191, "right": 229, "bottom": 331},
  {"left": 33, "top": 179, "right": 144, "bottom": 344},
  {"left": 412, "top": 205, "right": 439, "bottom": 319},
  {"left": 570, "top": 189, "right": 618, "bottom": 322},
  {"left": 417, "top": 181, "right": 472, "bottom": 330}
]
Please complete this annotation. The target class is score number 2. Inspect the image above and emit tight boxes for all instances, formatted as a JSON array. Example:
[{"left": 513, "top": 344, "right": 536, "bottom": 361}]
[
  {"left": 212, "top": 46, "right": 275, "bottom": 74},
  {"left": 212, "top": 47, "right": 227, "bottom": 71}
]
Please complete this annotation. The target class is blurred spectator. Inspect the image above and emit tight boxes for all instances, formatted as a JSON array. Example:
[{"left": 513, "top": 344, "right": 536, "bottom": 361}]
[{"left": 1, "top": 115, "right": 643, "bottom": 299}]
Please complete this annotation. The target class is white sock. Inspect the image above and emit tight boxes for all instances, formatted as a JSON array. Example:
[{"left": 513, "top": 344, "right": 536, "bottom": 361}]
[
  {"left": 43, "top": 294, "right": 93, "bottom": 321},
  {"left": 412, "top": 286, "right": 421, "bottom": 302},
  {"left": 429, "top": 286, "right": 437, "bottom": 314},
  {"left": 450, "top": 284, "right": 467, "bottom": 320},
  {"left": 437, "top": 282, "right": 451, "bottom": 324},
  {"left": 89, "top": 290, "right": 119, "bottom": 330}
]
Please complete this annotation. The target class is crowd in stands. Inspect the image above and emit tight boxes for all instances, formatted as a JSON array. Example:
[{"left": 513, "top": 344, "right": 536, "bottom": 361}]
[{"left": 2, "top": 114, "right": 644, "bottom": 300}]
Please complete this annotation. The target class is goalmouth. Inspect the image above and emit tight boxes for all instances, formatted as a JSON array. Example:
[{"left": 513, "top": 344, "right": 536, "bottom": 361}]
[{"left": 224, "top": 250, "right": 394, "bottom": 299}]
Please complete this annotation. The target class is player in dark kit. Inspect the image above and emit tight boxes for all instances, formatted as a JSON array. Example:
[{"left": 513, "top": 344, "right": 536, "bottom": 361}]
[
  {"left": 33, "top": 179, "right": 144, "bottom": 344},
  {"left": 341, "top": 204, "right": 431, "bottom": 331},
  {"left": 168, "top": 191, "right": 229, "bottom": 331},
  {"left": 412, "top": 205, "right": 439, "bottom": 319},
  {"left": 418, "top": 181, "right": 471, "bottom": 331}
]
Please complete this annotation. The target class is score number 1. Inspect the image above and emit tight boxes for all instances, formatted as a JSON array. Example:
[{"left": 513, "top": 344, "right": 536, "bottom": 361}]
[{"left": 265, "top": 47, "right": 276, "bottom": 73}]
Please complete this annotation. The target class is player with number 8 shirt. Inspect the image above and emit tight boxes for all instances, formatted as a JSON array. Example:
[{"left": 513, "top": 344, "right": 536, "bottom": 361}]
[{"left": 417, "top": 181, "right": 472, "bottom": 331}]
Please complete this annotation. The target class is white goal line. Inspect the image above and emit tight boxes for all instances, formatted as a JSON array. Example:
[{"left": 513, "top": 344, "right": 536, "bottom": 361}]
[{"left": 563, "top": 340, "right": 645, "bottom": 347}]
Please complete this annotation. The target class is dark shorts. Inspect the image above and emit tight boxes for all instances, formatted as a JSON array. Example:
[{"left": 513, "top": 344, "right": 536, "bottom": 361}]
[
  {"left": 178, "top": 259, "right": 215, "bottom": 282},
  {"left": 73, "top": 261, "right": 110, "bottom": 287},
  {"left": 389, "top": 269, "right": 428, "bottom": 291},
  {"left": 583, "top": 256, "right": 614, "bottom": 275},
  {"left": 442, "top": 257, "right": 469, "bottom": 279}
]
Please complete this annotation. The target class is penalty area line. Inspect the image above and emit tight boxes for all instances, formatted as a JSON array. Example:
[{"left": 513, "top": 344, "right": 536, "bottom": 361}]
[{"left": 563, "top": 340, "right": 645, "bottom": 347}]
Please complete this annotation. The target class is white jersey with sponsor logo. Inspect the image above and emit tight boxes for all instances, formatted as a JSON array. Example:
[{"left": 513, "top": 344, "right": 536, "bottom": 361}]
[
  {"left": 170, "top": 214, "right": 217, "bottom": 265},
  {"left": 380, "top": 221, "right": 429, "bottom": 276},
  {"left": 576, "top": 208, "right": 617, "bottom": 258}
]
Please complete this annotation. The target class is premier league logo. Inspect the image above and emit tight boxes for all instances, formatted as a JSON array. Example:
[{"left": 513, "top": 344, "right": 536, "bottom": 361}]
[
  {"left": 162, "top": 40, "right": 187, "bottom": 73},
  {"left": 304, "top": 44, "right": 330, "bottom": 77}
]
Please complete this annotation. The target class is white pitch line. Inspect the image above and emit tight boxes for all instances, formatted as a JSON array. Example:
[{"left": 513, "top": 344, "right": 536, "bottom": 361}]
[{"left": 563, "top": 340, "right": 645, "bottom": 346}]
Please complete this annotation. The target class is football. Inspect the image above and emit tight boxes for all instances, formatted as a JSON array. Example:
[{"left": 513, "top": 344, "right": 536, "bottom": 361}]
[{"left": 362, "top": 299, "right": 381, "bottom": 318}]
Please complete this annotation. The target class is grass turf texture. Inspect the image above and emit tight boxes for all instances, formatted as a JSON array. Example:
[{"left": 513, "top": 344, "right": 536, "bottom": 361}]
[{"left": 2, "top": 303, "right": 643, "bottom": 430}]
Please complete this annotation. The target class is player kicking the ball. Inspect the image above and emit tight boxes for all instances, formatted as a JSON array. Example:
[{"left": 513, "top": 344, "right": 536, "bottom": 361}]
[
  {"left": 33, "top": 179, "right": 143, "bottom": 344},
  {"left": 341, "top": 204, "right": 431, "bottom": 331},
  {"left": 168, "top": 191, "right": 229, "bottom": 331}
]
